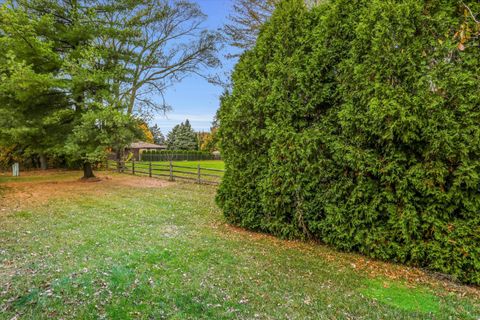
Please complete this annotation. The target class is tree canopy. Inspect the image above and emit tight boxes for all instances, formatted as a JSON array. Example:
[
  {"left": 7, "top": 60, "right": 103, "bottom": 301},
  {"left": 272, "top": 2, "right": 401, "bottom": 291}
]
[
  {"left": 99, "top": 0, "right": 221, "bottom": 116},
  {"left": 0, "top": 0, "right": 219, "bottom": 176},
  {"left": 149, "top": 124, "right": 166, "bottom": 145},
  {"left": 166, "top": 119, "right": 198, "bottom": 151},
  {"left": 223, "top": 0, "right": 277, "bottom": 55}
]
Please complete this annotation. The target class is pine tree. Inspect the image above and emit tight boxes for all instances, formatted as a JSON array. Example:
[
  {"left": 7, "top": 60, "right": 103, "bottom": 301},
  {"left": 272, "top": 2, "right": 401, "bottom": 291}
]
[
  {"left": 166, "top": 120, "right": 197, "bottom": 150},
  {"left": 0, "top": 1, "right": 142, "bottom": 178},
  {"left": 0, "top": 4, "right": 70, "bottom": 169},
  {"left": 149, "top": 124, "right": 166, "bottom": 145}
]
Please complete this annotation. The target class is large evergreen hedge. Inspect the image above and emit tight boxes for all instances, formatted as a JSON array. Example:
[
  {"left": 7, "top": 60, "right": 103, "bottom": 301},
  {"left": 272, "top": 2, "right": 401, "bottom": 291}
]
[{"left": 217, "top": 0, "right": 480, "bottom": 284}]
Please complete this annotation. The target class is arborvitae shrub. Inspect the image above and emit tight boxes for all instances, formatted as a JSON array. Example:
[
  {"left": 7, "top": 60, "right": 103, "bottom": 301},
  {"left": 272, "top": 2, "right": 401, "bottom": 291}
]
[{"left": 217, "top": 0, "right": 480, "bottom": 284}]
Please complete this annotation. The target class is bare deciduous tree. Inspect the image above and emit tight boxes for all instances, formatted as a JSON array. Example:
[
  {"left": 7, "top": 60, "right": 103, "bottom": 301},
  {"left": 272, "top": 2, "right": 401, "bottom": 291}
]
[
  {"left": 223, "top": 0, "right": 276, "bottom": 56},
  {"left": 100, "top": 0, "right": 221, "bottom": 116},
  {"left": 223, "top": 0, "right": 323, "bottom": 57}
]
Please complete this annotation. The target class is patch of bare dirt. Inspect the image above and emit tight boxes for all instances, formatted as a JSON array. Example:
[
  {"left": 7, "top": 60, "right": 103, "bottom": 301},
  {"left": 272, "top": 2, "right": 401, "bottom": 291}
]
[
  {"left": 0, "top": 171, "right": 171, "bottom": 211},
  {"left": 112, "top": 175, "right": 171, "bottom": 188}
]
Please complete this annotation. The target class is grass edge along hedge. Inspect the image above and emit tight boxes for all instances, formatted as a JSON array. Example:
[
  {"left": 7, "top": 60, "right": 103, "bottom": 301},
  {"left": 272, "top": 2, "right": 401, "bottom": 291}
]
[{"left": 216, "top": 0, "right": 480, "bottom": 285}]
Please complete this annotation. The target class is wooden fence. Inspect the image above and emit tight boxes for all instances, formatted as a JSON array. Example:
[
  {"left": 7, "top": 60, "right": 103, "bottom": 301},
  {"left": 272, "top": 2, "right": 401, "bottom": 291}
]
[{"left": 107, "top": 160, "right": 224, "bottom": 185}]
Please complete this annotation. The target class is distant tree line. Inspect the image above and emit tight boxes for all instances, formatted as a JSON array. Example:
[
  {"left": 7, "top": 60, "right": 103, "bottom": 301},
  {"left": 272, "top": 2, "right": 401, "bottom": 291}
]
[{"left": 144, "top": 119, "right": 219, "bottom": 152}]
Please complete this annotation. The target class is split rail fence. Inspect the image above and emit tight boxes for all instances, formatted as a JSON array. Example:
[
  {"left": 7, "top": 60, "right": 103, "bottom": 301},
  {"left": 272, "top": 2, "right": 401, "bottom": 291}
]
[{"left": 107, "top": 160, "right": 224, "bottom": 185}]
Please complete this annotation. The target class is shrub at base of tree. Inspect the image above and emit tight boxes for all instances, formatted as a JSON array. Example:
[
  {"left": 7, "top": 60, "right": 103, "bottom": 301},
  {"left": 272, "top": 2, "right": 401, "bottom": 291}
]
[{"left": 217, "top": 0, "right": 480, "bottom": 285}]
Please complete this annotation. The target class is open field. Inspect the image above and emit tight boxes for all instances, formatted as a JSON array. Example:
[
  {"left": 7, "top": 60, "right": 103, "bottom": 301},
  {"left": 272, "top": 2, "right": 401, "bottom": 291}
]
[
  {"left": 151, "top": 160, "right": 224, "bottom": 171},
  {"left": 0, "top": 171, "right": 479, "bottom": 319}
]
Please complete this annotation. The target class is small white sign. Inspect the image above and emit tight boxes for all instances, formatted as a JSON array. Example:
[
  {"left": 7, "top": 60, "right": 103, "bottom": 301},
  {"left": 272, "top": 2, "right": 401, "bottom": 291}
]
[{"left": 12, "top": 163, "right": 19, "bottom": 177}]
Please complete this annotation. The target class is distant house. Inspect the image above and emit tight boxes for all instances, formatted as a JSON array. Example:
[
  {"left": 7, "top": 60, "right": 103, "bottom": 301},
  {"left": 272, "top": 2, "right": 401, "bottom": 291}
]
[
  {"left": 126, "top": 141, "right": 166, "bottom": 161},
  {"left": 212, "top": 150, "right": 221, "bottom": 160}
]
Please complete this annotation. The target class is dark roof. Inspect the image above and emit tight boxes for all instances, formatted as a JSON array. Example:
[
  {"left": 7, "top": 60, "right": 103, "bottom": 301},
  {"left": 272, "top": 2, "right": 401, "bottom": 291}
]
[{"left": 129, "top": 141, "right": 166, "bottom": 149}]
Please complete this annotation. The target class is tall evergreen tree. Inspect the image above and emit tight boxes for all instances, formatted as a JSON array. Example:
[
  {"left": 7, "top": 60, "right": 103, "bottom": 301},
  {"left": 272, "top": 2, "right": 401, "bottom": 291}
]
[
  {"left": 149, "top": 124, "right": 166, "bottom": 145},
  {"left": 166, "top": 119, "right": 197, "bottom": 150},
  {"left": 223, "top": 0, "right": 324, "bottom": 57},
  {"left": 218, "top": 0, "right": 480, "bottom": 284},
  {"left": 0, "top": 0, "right": 142, "bottom": 178},
  {"left": 0, "top": 3, "right": 70, "bottom": 169}
]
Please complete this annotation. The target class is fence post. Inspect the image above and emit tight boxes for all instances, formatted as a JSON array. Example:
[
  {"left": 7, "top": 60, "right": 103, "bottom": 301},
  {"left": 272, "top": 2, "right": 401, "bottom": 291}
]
[
  {"left": 132, "top": 159, "right": 135, "bottom": 175},
  {"left": 197, "top": 163, "right": 201, "bottom": 184},
  {"left": 169, "top": 160, "right": 173, "bottom": 181},
  {"left": 105, "top": 159, "right": 109, "bottom": 171},
  {"left": 149, "top": 161, "right": 152, "bottom": 177}
]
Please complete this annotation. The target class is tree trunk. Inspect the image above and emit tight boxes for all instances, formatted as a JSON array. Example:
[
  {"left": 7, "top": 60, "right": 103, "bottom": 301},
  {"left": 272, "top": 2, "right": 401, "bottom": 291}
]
[
  {"left": 82, "top": 162, "right": 95, "bottom": 179},
  {"left": 32, "top": 156, "right": 39, "bottom": 169},
  {"left": 127, "top": 87, "right": 137, "bottom": 115},
  {"left": 118, "top": 148, "right": 126, "bottom": 172},
  {"left": 115, "top": 148, "right": 122, "bottom": 172},
  {"left": 39, "top": 154, "right": 47, "bottom": 170}
]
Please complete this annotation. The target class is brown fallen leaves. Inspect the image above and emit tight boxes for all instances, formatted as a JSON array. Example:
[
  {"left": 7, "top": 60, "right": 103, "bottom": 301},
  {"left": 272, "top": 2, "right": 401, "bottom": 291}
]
[
  {"left": 220, "top": 224, "right": 480, "bottom": 300},
  {"left": 0, "top": 170, "right": 171, "bottom": 211}
]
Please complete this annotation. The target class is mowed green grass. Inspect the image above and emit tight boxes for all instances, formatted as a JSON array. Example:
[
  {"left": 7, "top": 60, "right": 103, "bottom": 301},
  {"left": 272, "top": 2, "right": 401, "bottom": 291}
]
[
  {"left": 0, "top": 172, "right": 479, "bottom": 319},
  {"left": 148, "top": 160, "right": 224, "bottom": 171},
  {"left": 160, "top": 160, "right": 224, "bottom": 170}
]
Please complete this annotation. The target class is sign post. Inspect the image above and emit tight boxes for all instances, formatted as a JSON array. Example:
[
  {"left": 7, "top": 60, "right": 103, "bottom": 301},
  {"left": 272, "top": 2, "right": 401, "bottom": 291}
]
[{"left": 12, "top": 163, "right": 19, "bottom": 177}]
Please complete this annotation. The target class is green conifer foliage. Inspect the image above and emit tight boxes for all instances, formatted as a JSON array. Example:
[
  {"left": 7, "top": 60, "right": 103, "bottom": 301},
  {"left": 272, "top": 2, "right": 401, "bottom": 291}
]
[
  {"left": 166, "top": 120, "right": 198, "bottom": 150},
  {"left": 217, "top": 0, "right": 480, "bottom": 284}
]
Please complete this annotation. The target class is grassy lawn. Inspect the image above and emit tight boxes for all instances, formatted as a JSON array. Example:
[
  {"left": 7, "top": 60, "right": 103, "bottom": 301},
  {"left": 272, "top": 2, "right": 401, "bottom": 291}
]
[
  {"left": 0, "top": 171, "right": 479, "bottom": 319},
  {"left": 160, "top": 160, "right": 224, "bottom": 170}
]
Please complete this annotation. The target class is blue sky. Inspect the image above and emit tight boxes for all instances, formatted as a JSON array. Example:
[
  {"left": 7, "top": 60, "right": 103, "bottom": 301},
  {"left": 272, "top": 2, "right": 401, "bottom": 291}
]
[{"left": 153, "top": 0, "right": 237, "bottom": 135}]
